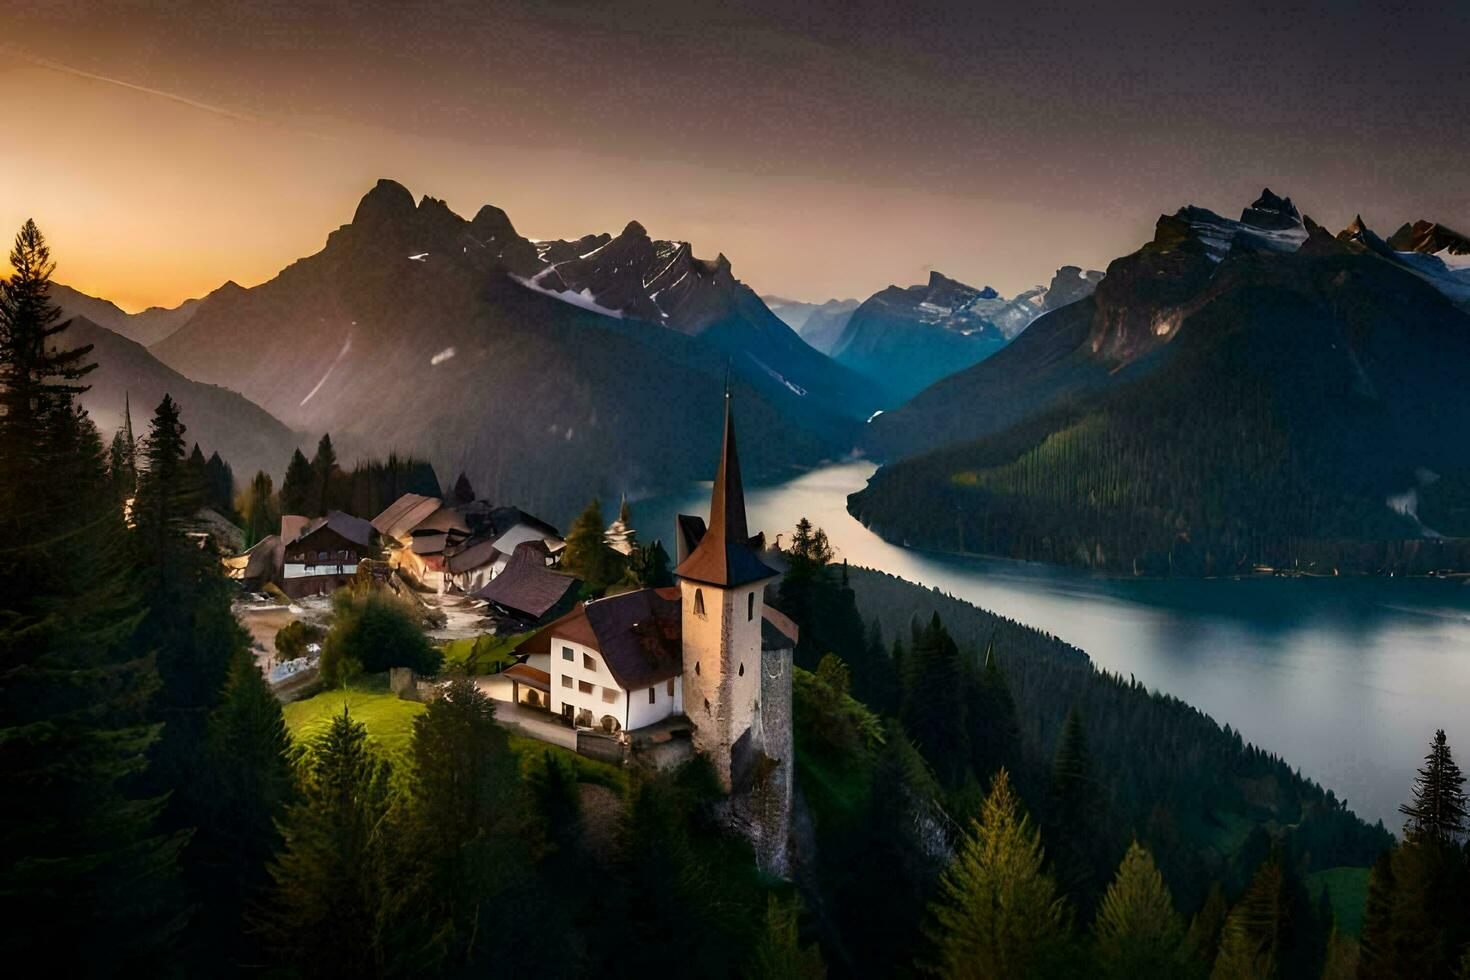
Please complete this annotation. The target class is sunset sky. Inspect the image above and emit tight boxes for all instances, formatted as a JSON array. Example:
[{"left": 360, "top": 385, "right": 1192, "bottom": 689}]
[{"left": 4, "top": 0, "right": 1468, "bottom": 312}]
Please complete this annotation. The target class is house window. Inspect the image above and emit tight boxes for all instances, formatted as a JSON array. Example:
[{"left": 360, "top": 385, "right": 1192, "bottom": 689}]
[
  {"left": 694, "top": 588, "right": 705, "bottom": 616},
  {"left": 579, "top": 680, "right": 593, "bottom": 695},
  {"left": 666, "top": 679, "right": 675, "bottom": 696},
  {"left": 562, "top": 646, "right": 574, "bottom": 661},
  {"left": 648, "top": 687, "right": 656, "bottom": 705},
  {"left": 748, "top": 592, "right": 755, "bottom": 621},
  {"left": 602, "top": 687, "right": 618, "bottom": 704},
  {"left": 561, "top": 676, "right": 572, "bottom": 688},
  {"left": 583, "top": 653, "right": 596, "bottom": 671}
]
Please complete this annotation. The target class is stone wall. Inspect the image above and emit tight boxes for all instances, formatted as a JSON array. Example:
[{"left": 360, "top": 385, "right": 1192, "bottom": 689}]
[{"left": 728, "top": 642, "right": 795, "bottom": 877}]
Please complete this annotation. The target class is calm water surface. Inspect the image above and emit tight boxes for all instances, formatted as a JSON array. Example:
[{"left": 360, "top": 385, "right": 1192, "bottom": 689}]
[{"left": 640, "top": 460, "right": 1470, "bottom": 830}]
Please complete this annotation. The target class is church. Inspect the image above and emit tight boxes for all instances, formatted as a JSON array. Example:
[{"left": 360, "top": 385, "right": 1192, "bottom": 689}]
[{"left": 518, "top": 394, "right": 796, "bottom": 865}]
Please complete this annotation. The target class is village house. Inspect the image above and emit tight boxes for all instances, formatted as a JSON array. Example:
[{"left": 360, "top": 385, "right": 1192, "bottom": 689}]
[
  {"left": 280, "top": 511, "right": 376, "bottom": 597},
  {"left": 473, "top": 540, "right": 581, "bottom": 630},
  {"left": 371, "top": 492, "right": 564, "bottom": 594},
  {"left": 516, "top": 395, "right": 795, "bottom": 792},
  {"left": 228, "top": 510, "right": 376, "bottom": 597}
]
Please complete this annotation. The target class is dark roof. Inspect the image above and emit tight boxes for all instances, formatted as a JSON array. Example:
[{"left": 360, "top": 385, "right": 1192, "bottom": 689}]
[
  {"left": 280, "top": 514, "right": 311, "bottom": 546},
  {"left": 294, "top": 510, "right": 374, "bottom": 548},
  {"left": 762, "top": 617, "right": 795, "bottom": 652},
  {"left": 485, "top": 505, "right": 560, "bottom": 540},
  {"left": 674, "top": 395, "right": 778, "bottom": 588},
  {"left": 371, "top": 493, "right": 442, "bottom": 538},
  {"left": 446, "top": 537, "right": 502, "bottom": 574},
  {"left": 676, "top": 514, "right": 706, "bottom": 558},
  {"left": 473, "top": 541, "right": 580, "bottom": 618},
  {"left": 525, "top": 586, "right": 684, "bottom": 690}
]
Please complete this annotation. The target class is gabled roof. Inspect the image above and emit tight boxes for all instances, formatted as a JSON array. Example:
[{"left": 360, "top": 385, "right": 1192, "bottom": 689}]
[
  {"left": 371, "top": 493, "right": 442, "bottom": 538},
  {"left": 295, "top": 510, "right": 374, "bottom": 548},
  {"left": 413, "top": 504, "right": 471, "bottom": 535},
  {"left": 473, "top": 541, "right": 580, "bottom": 619},
  {"left": 674, "top": 395, "right": 778, "bottom": 588},
  {"left": 523, "top": 586, "right": 684, "bottom": 690},
  {"left": 280, "top": 514, "right": 311, "bottom": 546},
  {"left": 446, "top": 536, "right": 503, "bottom": 574}
]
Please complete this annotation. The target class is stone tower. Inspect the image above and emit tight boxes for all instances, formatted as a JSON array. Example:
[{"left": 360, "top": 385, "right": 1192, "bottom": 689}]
[{"left": 675, "top": 393, "right": 779, "bottom": 790}]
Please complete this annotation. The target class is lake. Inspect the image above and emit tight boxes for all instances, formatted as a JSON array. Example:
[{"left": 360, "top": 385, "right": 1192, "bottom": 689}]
[{"left": 638, "top": 460, "right": 1470, "bottom": 831}]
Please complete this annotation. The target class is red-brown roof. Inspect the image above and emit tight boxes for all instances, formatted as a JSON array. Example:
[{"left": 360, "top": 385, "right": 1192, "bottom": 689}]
[
  {"left": 502, "top": 662, "right": 551, "bottom": 690},
  {"left": 522, "top": 586, "right": 684, "bottom": 690},
  {"left": 673, "top": 395, "right": 778, "bottom": 588}
]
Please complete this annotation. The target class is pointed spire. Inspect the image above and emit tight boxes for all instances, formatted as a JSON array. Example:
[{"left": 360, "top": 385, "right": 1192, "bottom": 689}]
[
  {"left": 122, "top": 390, "right": 135, "bottom": 452},
  {"left": 674, "top": 391, "right": 776, "bottom": 588}
]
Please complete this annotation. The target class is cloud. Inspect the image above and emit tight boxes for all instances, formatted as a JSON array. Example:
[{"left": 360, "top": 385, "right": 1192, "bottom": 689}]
[{"left": 4, "top": 45, "right": 258, "bottom": 124}]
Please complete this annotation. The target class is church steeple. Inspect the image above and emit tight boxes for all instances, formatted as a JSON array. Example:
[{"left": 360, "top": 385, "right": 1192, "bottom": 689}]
[{"left": 674, "top": 392, "right": 776, "bottom": 588}]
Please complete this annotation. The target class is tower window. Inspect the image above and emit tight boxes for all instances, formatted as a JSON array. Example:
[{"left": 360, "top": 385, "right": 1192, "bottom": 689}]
[
  {"left": 648, "top": 687, "right": 656, "bottom": 704},
  {"left": 704, "top": 698, "right": 710, "bottom": 713},
  {"left": 695, "top": 660, "right": 700, "bottom": 675},
  {"left": 748, "top": 592, "right": 755, "bottom": 621},
  {"left": 694, "top": 588, "right": 705, "bottom": 616},
  {"left": 739, "top": 662, "right": 745, "bottom": 677}
]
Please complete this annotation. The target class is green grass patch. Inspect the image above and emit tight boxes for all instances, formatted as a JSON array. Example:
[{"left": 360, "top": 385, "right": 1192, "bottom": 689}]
[
  {"left": 1307, "top": 866, "right": 1370, "bottom": 936},
  {"left": 1199, "top": 809, "right": 1257, "bottom": 859},
  {"left": 508, "top": 734, "right": 629, "bottom": 796},
  {"left": 282, "top": 673, "right": 426, "bottom": 759},
  {"left": 439, "top": 632, "right": 531, "bottom": 675}
]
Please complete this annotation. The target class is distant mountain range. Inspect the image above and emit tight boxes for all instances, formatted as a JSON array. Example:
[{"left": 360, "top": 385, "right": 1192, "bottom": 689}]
[
  {"left": 141, "top": 179, "right": 876, "bottom": 521},
  {"left": 852, "top": 189, "right": 1470, "bottom": 574},
  {"left": 52, "top": 283, "right": 217, "bottom": 347},
  {"left": 763, "top": 297, "right": 861, "bottom": 356},
  {"left": 66, "top": 316, "right": 301, "bottom": 482},
  {"left": 767, "top": 266, "right": 1103, "bottom": 406}
]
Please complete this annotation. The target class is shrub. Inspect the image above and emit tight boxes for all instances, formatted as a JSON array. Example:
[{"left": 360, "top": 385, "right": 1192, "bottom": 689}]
[
  {"left": 320, "top": 590, "right": 442, "bottom": 685},
  {"left": 274, "top": 620, "right": 326, "bottom": 663}
]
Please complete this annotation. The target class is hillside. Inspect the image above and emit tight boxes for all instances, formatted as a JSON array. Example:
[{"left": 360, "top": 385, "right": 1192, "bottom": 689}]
[
  {"left": 150, "top": 180, "right": 864, "bottom": 521},
  {"left": 852, "top": 191, "right": 1470, "bottom": 574},
  {"left": 763, "top": 296, "right": 860, "bottom": 355},
  {"left": 67, "top": 316, "right": 301, "bottom": 482},
  {"left": 52, "top": 283, "right": 207, "bottom": 347}
]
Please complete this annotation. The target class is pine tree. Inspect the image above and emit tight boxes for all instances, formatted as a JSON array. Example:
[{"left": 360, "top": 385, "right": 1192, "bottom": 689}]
[
  {"left": 280, "top": 447, "right": 314, "bottom": 516},
  {"left": 901, "top": 613, "right": 971, "bottom": 788},
  {"left": 1182, "top": 882, "right": 1230, "bottom": 974},
  {"left": 452, "top": 470, "right": 476, "bottom": 504},
  {"left": 1399, "top": 729, "right": 1468, "bottom": 846},
  {"left": 0, "top": 220, "right": 185, "bottom": 969},
  {"left": 561, "top": 497, "right": 621, "bottom": 591},
  {"left": 1357, "top": 847, "right": 1398, "bottom": 979},
  {"left": 968, "top": 637, "right": 1021, "bottom": 783},
  {"left": 399, "top": 679, "right": 530, "bottom": 970},
  {"left": 923, "top": 768, "right": 1070, "bottom": 978},
  {"left": 1048, "top": 705, "right": 1112, "bottom": 916},
  {"left": 237, "top": 469, "right": 277, "bottom": 546},
  {"left": 749, "top": 895, "right": 827, "bottom": 979},
  {"left": 622, "top": 538, "right": 674, "bottom": 589},
  {"left": 1210, "top": 855, "right": 1289, "bottom": 980},
  {"left": 311, "top": 432, "right": 340, "bottom": 516},
  {"left": 1092, "top": 841, "right": 1184, "bottom": 979},
  {"left": 131, "top": 395, "right": 247, "bottom": 846},
  {"left": 107, "top": 393, "right": 139, "bottom": 504},
  {"left": 205, "top": 449, "right": 234, "bottom": 517},
  {"left": 187, "top": 648, "right": 295, "bottom": 966},
  {"left": 261, "top": 707, "right": 397, "bottom": 977}
]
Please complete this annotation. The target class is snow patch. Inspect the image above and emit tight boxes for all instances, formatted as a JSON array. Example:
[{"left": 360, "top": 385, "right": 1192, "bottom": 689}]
[
  {"left": 408, "top": 252, "right": 428, "bottom": 261},
  {"left": 430, "top": 346, "right": 456, "bottom": 366},
  {"left": 1387, "top": 488, "right": 1443, "bottom": 539},
  {"left": 300, "top": 335, "right": 352, "bottom": 407},
  {"left": 867, "top": 410, "right": 885, "bottom": 424},
  {"left": 511, "top": 273, "right": 625, "bottom": 319}
]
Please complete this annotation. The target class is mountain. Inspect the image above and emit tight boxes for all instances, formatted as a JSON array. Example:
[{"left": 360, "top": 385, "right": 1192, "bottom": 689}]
[
  {"left": 150, "top": 179, "right": 868, "bottom": 521},
  {"left": 826, "top": 272, "right": 1011, "bottom": 406},
  {"left": 851, "top": 189, "right": 1470, "bottom": 575},
  {"left": 51, "top": 283, "right": 211, "bottom": 347},
  {"left": 1387, "top": 219, "right": 1470, "bottom": 256},
  {"left": 66, "top": 316, "right": 300, "bottom": 482},
  {"left": 763, "top": 296, "right": 861, "bottom": 355},
  {"left": 821, "top": 266, "right": 1105, "bottom": 407}
]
